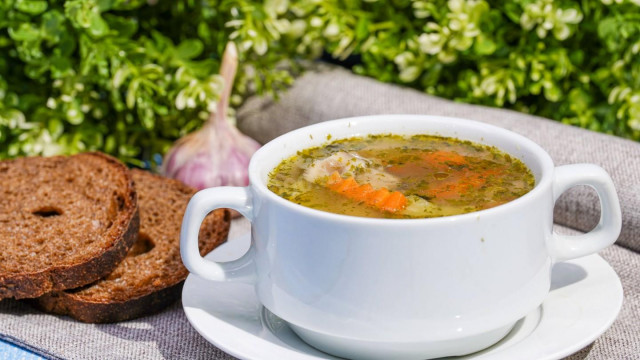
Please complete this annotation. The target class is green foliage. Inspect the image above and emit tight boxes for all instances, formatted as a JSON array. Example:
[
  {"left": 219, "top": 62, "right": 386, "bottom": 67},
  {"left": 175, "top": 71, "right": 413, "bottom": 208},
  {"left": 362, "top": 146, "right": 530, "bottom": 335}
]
[
  {"left": 0, "top": 0, "right": 302, "bottom": 166},
  {"left": 333, "top": 0, "right": 640, "bottom": 140},
  {"left": 1, "top": 0, "right": 639, "bottom": 167}
]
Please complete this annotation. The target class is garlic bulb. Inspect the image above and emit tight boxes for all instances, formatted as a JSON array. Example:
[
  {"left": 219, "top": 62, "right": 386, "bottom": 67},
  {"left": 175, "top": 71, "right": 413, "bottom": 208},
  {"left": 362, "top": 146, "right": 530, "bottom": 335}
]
[{"left": 162, "top": 42, "right": 260, "bottom": 189}]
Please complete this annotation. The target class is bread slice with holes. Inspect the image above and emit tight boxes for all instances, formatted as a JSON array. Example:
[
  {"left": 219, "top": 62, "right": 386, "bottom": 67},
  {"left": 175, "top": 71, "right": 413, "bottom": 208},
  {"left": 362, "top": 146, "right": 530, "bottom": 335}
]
[
  {"left": 35, "top": 169, "right": 230, "bottom": 323},
  {"left": 0, "top": 153, "right": 139, "bottom": 300}
]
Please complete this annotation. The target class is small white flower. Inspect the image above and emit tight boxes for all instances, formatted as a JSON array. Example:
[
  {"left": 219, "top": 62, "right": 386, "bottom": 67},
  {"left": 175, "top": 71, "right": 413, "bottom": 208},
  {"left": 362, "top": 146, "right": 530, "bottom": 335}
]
[
  {"left": 324, "top": 23, "right": 340, "bottom": 38},
  {"left": 399, "top": 66, "right": 421, "bottom": 83},
  {"left": 274, "top": 19, "right": 291, "bottom": 33},
  {"left": 175, "top": 67, "right": 187, "bottom": 82},
  {"left": 506, "top": 79, "right": 517, "bottom": 103},
  {"left": 334, "top": 36, "right": 353, "bottom": 57},
  {"left": 554, "top": 25, "right": 570, "bottom": 40},
  {"left": 437, "top": 51, "right": 457, "bottom": 63},
  {"left": 310, "top": 17, "right": 323, "bottom": 28},
  {"left": 520, "top": 14, "right": 534, "bottom": 30},
  {"left": 239, "top": 40, "right": 253, "bottom": 51},
  {"left": 449, "top": 19, "right": 462, "bottom": 31},
  {"left": 254, "top": 37, "right": 268, "bottom": 55},
  {"left": 426, "top": 22, "right": 440, "bottom": 31},
  {"left": 393, "top": 52, "right": 415, "bottom": 67},
  {"left": 175, "top": 90, "right": 187, "bottom": 110},
  {"left": 418, "top": 33, "right": 442, "bottom": 54},
  {"left": 481, "top": 76, "right": 497, "bottom": 94},
  {"left": 265, "top": 0, "right": 288, "bottom": 15},
  {"left": 413, "top": 2, "right": 431, "bottom": 19},
  {"left": 288, "top": 19, "right": 307, "bottom": 37},
  {"left": 225, "top": 20, "right": 244, "bottom": 28},
  {"left": 448, "top": 0, "right": 464, "bottom": 13},
  {"left": 558, "top": 8, "right": 581, "bottom": 23}
]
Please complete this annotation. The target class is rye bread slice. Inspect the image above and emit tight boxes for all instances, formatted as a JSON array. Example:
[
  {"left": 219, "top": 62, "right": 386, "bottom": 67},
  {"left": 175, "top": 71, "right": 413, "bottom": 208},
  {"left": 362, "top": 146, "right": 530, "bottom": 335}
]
[
  {"left": 0, "top": 152, "right": 139, "bottom": 300},
  {"left": 35, "top": 169, "right": 231, "bottom": 323}
]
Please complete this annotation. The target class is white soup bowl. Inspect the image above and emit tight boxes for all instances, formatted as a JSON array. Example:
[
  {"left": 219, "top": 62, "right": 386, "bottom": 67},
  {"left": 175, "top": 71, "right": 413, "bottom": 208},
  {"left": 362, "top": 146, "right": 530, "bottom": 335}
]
[{"left": 181, "top": 115, "right": 621, "bottom": 360}]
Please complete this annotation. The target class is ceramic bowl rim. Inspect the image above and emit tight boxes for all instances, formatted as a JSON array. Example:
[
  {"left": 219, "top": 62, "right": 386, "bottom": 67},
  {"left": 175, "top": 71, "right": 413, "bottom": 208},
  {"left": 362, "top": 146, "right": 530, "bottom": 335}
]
[{"left": 248, "top": 114, "right": 554, "bottom": 226}]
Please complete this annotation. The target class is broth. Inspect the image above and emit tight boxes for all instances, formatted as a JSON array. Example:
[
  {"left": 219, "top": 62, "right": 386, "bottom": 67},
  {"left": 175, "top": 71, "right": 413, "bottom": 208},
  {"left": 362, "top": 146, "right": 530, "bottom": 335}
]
[{"left": 267, "top": 134, "right": 535, "bottom": 219}]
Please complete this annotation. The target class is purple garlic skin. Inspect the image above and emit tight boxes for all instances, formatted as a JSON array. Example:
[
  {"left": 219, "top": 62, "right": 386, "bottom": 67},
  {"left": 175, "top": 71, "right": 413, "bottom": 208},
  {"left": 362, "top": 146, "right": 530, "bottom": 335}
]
[
  {"left": 162, "top": 42, "right": 260, "bottom": 190},
  {"left": 162, "top": 120, "right": 260, "bottom": 189}
]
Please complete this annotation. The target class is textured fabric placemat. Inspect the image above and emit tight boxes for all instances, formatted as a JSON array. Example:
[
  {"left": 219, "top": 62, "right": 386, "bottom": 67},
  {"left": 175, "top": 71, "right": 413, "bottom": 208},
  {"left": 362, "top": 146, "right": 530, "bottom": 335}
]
[
  {"left": 237, "top": 66, "right": 640, "bottom": 253},
  {"left": 0, "top": 221, "right": 638, "bottom": 359}
]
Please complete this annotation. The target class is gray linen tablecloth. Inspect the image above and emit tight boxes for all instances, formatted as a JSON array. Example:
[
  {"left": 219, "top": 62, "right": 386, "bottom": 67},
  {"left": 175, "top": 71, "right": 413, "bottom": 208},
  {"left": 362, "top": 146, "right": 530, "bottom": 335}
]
[{"left": 1, "top": 66, "right": 638, "bottom": 359}]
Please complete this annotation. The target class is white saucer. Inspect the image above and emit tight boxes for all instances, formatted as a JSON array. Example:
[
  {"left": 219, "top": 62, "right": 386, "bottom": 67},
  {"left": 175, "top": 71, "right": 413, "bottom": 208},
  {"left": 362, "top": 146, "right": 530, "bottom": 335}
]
[{"left": 183, "top": 232, "right": 623, "bottom": 360}]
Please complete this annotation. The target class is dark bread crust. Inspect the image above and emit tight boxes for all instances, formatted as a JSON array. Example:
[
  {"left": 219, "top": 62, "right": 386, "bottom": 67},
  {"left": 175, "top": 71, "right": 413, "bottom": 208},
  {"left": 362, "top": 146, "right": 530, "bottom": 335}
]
[
  {"left": 0, "top": 152, "right": 139, "bottom": 300},
  {"left": 34, "top": 281, "right": 183, "bottom": 323},
  {"left": 35, "top": 170, "right": 231, "bottom": 323}
]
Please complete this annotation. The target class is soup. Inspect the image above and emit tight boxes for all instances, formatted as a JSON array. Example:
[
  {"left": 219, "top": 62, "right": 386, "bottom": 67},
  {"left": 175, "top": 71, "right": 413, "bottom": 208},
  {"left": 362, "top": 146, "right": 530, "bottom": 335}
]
[{"left": 267, "top": 134, "right": 535, "bottom": 219}]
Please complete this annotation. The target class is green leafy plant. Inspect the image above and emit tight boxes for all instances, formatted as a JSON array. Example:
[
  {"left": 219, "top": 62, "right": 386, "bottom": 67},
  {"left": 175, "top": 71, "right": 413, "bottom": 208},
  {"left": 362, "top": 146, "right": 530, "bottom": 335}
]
[
  {"left": 1, "top": 0, "right": 638, "bottom": 168},
  {"left": 0, "top": 0, "right": 302, "bottom": 166},
  {"left": 316, "top": 0, "right": 640, "bottom": 140}
]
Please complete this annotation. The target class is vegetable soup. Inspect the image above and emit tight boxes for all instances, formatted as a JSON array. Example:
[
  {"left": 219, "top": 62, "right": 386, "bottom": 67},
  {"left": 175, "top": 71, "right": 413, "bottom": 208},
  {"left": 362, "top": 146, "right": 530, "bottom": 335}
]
[{"left": 267, "top": 134, "right": 535, "bottom": 219}]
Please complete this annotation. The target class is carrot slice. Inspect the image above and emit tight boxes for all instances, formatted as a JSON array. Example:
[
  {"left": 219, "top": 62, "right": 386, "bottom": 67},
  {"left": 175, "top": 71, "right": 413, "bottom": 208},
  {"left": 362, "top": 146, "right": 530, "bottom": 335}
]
[
  {"left": 347, "top": 183, "right": 375, "bottom": 199},
  {"left": 381, "top": 191, "right": 408, "bottom": 212},
  {"left": 325, "top": 171, "right": 407, "bottom": 213},
  {"left": 367, "top": 188, "right": 391, "bottom": 206},
  {"left": 424, "top": 169, "right": 501, "bottom": 200},
  {"left": 333, "top": 177, "right": 358, "bottom": 192},
  {"left": 425, "top": 150, "right": 466, "bottom": 166}
]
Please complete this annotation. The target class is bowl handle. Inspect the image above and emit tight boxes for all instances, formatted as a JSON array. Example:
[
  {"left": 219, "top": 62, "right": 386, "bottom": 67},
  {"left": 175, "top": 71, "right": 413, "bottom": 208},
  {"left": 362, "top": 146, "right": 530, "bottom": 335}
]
[
  {"left": 180, "top": 187, "right": 257, "bottom": 283},
  {"left": 550, "top": 164, "right": 622, "bottom": 262}
]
